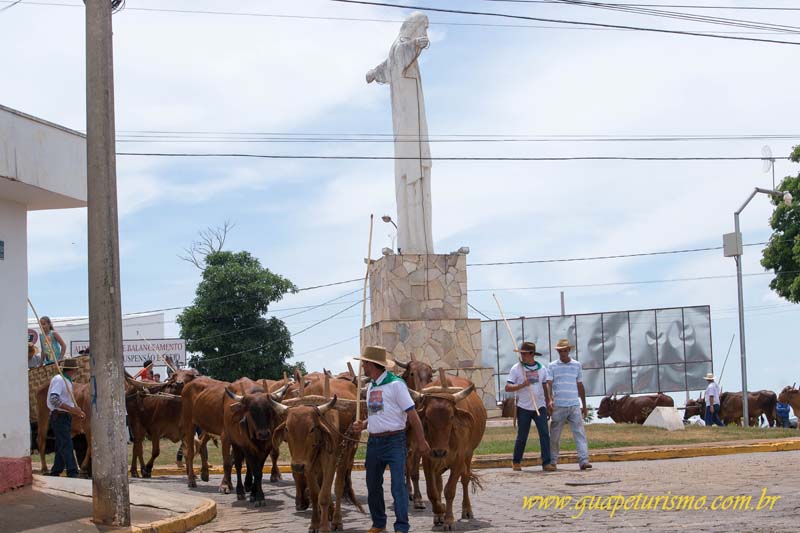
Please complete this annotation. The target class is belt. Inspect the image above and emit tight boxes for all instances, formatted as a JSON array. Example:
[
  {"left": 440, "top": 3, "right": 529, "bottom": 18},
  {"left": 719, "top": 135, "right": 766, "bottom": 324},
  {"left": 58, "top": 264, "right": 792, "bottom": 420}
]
[
  {"left": 51, "top": 410, "right": 71, "bottom": 418},
  {"left": 369, "top": 429, "right": 405, "bottom": 438}
]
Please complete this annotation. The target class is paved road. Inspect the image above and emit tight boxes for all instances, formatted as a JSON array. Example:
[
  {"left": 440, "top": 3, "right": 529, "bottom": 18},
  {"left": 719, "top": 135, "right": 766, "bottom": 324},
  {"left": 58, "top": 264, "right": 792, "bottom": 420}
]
[{"left": 132, "top": 451, "right": 799, "bottom": 532}]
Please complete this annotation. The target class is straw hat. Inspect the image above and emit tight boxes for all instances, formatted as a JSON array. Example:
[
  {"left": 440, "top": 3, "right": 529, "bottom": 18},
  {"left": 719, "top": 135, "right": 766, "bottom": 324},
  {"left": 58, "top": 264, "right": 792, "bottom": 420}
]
[
  {"left": 353, "top": 345, "right": 395, "bottom": 370},
  {"left": 514, "top": 341, "right": 542, "bottom": 356},
  {"left": 28, "top": 342, "right": 39, "bottom": 356},
  {"left": 555, "top": 339, "right": 574, "bottom": 351},
  {"left": 60, "top": 358, "right": 80, "bottom": 371},
  {"left": 703, "top": 373, "right": 716, "bottom": 381}
]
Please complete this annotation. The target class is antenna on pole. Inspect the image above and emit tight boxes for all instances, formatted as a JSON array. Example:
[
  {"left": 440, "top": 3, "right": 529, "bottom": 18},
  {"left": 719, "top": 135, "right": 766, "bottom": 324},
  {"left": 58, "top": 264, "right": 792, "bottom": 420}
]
[{"left": 762, "top": 145, "right": 775, "bottom": 189}]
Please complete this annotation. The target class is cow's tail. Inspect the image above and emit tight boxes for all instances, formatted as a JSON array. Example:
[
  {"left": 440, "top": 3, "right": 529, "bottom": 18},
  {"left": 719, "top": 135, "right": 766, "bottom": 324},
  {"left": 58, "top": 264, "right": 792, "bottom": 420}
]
[
  {"left": 344, "top": 468, "right": 365, "bottom": 513},
  {"left": 469, "top": 471, "right": 484, "bottom": 494}
]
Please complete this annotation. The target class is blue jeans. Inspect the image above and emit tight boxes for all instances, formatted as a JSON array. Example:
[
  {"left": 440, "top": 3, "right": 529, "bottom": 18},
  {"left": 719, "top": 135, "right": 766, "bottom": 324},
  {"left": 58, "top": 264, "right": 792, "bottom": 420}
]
[
  {"left": 779, "top": 417, "right": 790, "bottom": 429},
  {"left": 550, "top": 405, "right": 590, "bottom": 466},
  {"left": 704, "top": 405, "right": 724, "bottom": 426},
  {"left": 365, "top": 432, "right": 409, "bottom": 533},
  {"left": 50, "top": 412, "right": 79, "bottom": 477},
  {"left": 513, "top": 406, "right": 551, "bottom": 466}
]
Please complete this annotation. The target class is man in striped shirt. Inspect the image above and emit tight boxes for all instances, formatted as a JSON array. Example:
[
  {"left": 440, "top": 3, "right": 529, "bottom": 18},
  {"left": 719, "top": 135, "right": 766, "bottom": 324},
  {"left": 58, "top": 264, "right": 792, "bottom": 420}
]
[{"left": 546, "top": 339, "right": 592, "bottom": 470}]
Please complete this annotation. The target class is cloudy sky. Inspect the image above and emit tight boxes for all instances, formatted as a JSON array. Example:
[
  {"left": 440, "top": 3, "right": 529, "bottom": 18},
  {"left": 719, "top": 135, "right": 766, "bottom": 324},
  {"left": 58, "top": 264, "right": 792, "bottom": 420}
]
[{"left": 4, "top": 0, "right": 799, "bottom": 404}]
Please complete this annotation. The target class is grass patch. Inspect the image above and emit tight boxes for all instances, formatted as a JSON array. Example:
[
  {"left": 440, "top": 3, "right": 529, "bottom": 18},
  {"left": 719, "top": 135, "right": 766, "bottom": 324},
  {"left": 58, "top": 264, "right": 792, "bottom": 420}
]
[{"left": 32, "top": 424, "right": 798, "bottom": 470}]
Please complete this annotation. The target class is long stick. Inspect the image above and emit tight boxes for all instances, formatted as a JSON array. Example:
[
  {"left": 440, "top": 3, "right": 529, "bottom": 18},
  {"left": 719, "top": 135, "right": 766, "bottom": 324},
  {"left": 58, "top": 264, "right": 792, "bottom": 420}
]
[
  {"left": 356, "top": 214, "right": 374, "bottom": 423},
  {"left": 493, "top": 293, "right": 539, "bottom": 412},
  {"left": 28, "top": 298, "right": 78, "bottom": 407},
  {"left": 717, "top": 333, "right": 736, "bottom": 391}
]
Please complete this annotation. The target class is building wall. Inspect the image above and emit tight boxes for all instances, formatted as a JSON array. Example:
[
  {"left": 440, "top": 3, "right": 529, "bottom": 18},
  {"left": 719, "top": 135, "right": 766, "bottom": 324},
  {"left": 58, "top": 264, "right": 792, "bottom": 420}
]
[{"left": 0, "top": 199, "right": 30, "bottom": 460}]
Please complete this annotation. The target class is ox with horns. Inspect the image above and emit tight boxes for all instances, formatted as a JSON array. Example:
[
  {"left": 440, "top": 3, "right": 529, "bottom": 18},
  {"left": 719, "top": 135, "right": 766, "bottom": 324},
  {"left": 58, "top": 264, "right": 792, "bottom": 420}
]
[
  {"left": 222, "top": 380, "right": 287, "bottom": 506},
  {"left": 409, "top": 368, "right": 487, "bottom": 531},
  {"left": 778, "top": 383, "right": 799, "bottom": 430},
  {"left": 597, "top": 393, "right": 674, "bottom": 425},
  {"left": 394, "top": 352, "right": 433, "bottom": 510}
]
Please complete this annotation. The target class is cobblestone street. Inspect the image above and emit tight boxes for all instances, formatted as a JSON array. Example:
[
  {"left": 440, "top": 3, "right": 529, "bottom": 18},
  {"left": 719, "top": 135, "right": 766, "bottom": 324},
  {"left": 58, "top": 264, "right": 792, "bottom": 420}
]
[{"left": 132, "top": 451, "right": 799, "bottom": 532}]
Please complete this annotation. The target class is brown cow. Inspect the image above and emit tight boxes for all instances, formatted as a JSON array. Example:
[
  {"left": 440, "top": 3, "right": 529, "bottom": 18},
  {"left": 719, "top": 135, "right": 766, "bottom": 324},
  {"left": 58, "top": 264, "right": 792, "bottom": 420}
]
[
  {"left": 221, "top": 381, "right": 284, "bottom": 507},
  {"left": 395, "top": 353, "right": 433, "bottom": 510},
  {"left": 409, "top": 370, "right": 487, "bottom": 531},
  {"left": 34, "top": 381, "right": 92, "bottom": 476},
  {"left": 272, "top": 395, "right": 351, "bottom": 532},
  {"left": 597, "top": 393, "right": 674, "bottom": 424},
  {"left": 289, "top": 376, "right": 362, "bottom": 514},
  {"left": 684, "top": 391, "right": 777, "bottom": 426},
  {"left": 778, "top": 385, "right": 799, "bottom": 430}
]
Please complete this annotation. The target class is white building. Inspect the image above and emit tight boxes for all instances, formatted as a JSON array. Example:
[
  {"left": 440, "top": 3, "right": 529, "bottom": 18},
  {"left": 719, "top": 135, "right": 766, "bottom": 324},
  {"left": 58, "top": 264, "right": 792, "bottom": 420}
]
[{"left": 0, "top": 105, "right": 86, "bottom": 492}]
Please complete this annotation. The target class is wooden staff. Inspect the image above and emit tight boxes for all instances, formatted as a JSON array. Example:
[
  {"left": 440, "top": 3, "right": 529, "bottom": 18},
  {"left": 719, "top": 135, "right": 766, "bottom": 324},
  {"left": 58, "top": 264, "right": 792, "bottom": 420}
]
[
  {"left": 493, "top": 293, "right": 539, "bottom": 412},
  {"left": 28, "top": 298, "right": 78, "bottom": 407},
  {"left": 356, "top": 214, "right": 374, "bottom": 423},
  {"left": 138, "top": 333, "right": 179, "bottom": 374}
]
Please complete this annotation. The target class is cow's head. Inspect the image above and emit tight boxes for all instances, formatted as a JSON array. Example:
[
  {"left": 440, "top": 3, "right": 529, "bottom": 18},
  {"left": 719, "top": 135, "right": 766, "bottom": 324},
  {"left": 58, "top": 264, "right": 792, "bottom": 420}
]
[
  {"left": 597, "top": 395, "right": 615, "bottom": 419},
  {"left": 273, "top": 396, "right": 337, "bottom": 474},
  {"left": 225, "top": 384, "right": 284, "bottom": 442},
  {"left": 778, "top": 384, "right": 798, "bottom": 403},
  {"left": 409, "top": 370, "right": 475, "bottom": 460},
  {"left": 395, "top": 353, "right": 433, "bottom": 392},
  {"left": 164, "top": 368, "right": 200, "bottom": 395},
  {"left": 683, "top": 396, "right": 706, "bottom": 420}
]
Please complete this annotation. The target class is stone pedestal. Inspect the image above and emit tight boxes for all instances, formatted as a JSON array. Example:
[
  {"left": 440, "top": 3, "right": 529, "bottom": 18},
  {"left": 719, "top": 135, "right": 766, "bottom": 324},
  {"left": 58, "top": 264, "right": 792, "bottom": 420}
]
[{"left": 361, "top": 251, "right": 497, "bottom": 411}]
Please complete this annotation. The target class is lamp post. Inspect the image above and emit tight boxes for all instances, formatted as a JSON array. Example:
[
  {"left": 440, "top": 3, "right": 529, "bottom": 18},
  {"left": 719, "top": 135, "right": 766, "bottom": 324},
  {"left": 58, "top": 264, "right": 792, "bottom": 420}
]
[
  {"left": 723, "top": 187, "right": 792, "bottom": 427},
  {"left": 381, "top": 215, "right": 399, "bottom": 253}
]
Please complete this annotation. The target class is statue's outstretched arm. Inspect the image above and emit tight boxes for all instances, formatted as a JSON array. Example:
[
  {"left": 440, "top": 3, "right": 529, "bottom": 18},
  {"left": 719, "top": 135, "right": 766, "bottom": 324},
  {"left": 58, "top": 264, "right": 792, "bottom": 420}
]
[{"left": 366, "top": 60, "right": 390, "bottom": 84}]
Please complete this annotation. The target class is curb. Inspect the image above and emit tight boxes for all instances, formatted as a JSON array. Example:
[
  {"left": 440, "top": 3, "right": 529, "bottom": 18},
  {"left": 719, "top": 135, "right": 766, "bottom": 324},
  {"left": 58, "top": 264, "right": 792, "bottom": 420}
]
[
  {"left": 33, "top": 474, "right": 217, "bottom": 533},
  {"left": 146, "top": 437, "right": 800, "bottom": 477},
  {"left": 130, "top": 498, "right": 216, "bottom": 533}
]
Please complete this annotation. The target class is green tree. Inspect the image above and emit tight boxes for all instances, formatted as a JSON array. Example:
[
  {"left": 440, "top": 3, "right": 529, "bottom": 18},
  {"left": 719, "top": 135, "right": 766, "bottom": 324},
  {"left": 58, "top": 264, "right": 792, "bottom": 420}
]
[
  {"left": 761, "top": 145, "right": 800, "bottom": 303},
  {"left": 178, "top": 250, "right": 298, "bottom": 381}
]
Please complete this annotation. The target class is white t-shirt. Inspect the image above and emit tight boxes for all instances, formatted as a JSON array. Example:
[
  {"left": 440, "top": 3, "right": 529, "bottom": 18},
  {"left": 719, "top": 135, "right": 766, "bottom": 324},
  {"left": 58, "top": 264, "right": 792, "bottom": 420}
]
[
  {"left": 705, "top": 382, "right": 721, "bottom": 406},
  {"left": 366, "top": 371, "right": 415, "bottom": 434},
  {"left": 507, "top": 361, "right": 549, "bottom": 411},
  {"left": 47, "top": 374, "right": 75, "bottom": 412}
]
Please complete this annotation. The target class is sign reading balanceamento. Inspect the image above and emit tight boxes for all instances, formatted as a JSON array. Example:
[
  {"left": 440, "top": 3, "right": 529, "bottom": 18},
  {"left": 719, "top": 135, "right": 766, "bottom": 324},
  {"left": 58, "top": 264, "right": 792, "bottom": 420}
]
[{"left": 70, "top": 339, "right": 187, "bottom": 368}]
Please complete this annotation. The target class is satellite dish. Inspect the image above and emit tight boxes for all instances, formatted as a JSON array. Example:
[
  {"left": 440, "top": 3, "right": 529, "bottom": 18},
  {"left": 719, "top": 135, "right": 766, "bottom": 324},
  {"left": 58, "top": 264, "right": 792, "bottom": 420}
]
[{"left": 762, "top": 145, "right": 776, "bottom": 188}]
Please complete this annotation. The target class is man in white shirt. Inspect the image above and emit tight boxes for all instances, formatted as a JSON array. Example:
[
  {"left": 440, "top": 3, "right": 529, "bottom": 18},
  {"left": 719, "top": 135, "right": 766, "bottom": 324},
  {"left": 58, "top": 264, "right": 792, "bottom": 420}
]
[
  {"left": 505, "top": 341, "right": 554, "bottom": 472},
  {"left": 46, "top": 359, "right": 85, "bottom": 477},
  {"left": 351, "top": 346, "right": 430, "bottom": 533},
  {"left": 703, "top": 373, "right": 724, "bottom": 427}
]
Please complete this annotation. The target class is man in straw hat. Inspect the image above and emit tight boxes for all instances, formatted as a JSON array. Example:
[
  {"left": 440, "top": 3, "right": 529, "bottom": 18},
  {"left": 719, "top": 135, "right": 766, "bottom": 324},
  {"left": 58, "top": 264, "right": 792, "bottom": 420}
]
[
  {"left": 547, "top": 339, "right": 592, "bottom": 470},
  {"left": 703, "top": 372, "right": 724, "bottom": 427},
  {"left": 351, "top": 346, "right": 430, "bottom": 533},
  {"left": 45, "top": 358, "right": 85, "bottom": 477},
  {"left": 505, "top": 341, "right": 555, "bottom": 472}
]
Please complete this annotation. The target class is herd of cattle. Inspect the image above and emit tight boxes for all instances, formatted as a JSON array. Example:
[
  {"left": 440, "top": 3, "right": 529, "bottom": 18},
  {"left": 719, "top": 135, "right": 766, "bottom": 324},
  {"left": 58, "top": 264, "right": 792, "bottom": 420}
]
[
  {"left": 499, "top": 387, "right": 800, "bottom": 427},
  {"left": 31, "top": 355, "right": 487, "bottom": 532}
]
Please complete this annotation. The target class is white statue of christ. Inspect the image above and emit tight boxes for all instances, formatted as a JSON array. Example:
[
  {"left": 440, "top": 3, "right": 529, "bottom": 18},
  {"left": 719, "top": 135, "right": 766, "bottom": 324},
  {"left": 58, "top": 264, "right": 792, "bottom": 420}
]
[{"left": 367, "top": 12, "right": 434, "bottom": 255}]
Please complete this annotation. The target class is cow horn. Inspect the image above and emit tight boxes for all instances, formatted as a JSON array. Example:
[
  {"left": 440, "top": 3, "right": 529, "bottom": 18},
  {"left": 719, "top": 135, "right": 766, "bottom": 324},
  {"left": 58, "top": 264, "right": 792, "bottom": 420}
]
[
  {"left": 299, "top": 375, "right": 305, "bottom": 397},
  {"left": 410, "top": 352, "right": 416, "bottom": 361},
  {"left": 408, "top": 388, "right": 424, "bottom": 403},
  {"left": 324, "top": 373, "right": 331, "bottom": 400},
  {"left": 269, "top": 396, "right": 289, "bottom": 417},
  {"left": 261, "top": 379, "right": 269, "bottom": 392},
  {"left": 793, "top": 382, "right": 797, "bottom": 389},
  {"left": 271, "top": 383, "right": 290, "bottom": 402},
  {"left": 316, "top": 395, "right": 338, "bottom": 416},
  {"left": 438, "top": 367, "right": 450, "bottom": 388},
  {"left": 359, "top": 375, "right": 370, "bottom": 385},
  {"left": 395, "top": 359, "right": 408, "bottom": 370},
  {"left": 225, "top": 387, "right": 244, "bottom": 402},
  {"left": 452, "top": 383, "right": 475, "bottom": 403},
  {"left": 347, "top": 362, "right": 355, "bottom": 378}
]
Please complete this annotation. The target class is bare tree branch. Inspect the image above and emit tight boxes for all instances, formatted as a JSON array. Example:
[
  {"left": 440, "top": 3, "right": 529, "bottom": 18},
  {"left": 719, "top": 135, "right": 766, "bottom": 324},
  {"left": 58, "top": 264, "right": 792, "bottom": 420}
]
[{"left": 179, "top": 220, "right": 236, "bottom": 269}]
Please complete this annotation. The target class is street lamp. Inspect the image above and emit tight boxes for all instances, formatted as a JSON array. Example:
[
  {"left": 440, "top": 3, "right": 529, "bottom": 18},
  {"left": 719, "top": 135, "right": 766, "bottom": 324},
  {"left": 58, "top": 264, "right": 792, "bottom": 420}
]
[
  {"left": 381, "top": 214, "right": 398, "bottom": 229},
  {"left": 722, "top": 187, "right": 792, "bottom": 427}
]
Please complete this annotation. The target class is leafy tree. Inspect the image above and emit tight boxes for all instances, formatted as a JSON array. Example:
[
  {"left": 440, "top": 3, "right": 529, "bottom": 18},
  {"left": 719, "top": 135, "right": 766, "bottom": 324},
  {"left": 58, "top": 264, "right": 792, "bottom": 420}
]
[
  {"left": 178, "top": 249, "right": 298, "bottom": 381},
  {"left": 761, "top": 146, "right": 800, "bottom": 303}
]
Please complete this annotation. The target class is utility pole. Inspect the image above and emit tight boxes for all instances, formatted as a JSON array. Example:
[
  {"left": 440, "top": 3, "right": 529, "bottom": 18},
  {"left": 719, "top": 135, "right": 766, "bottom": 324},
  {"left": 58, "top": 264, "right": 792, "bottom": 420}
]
[
  {"left": 560, "top": 291, "right": 566, "bottom": 316},
  {"left": 86, "top": 0, "right": 130, "bottom": 525}
]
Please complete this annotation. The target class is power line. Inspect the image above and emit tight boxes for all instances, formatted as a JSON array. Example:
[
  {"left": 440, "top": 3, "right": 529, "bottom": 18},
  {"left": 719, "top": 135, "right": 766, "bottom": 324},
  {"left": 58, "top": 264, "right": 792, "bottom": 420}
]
[
  {"left": 293, "top": 334, "right": 360, "bottom": 357},
  {"left": 482, "top": 1, "right": 800, "bottom": 9},
  {"left": 117, "top": 151, "right": 775, "bottom": 162},
  {"left": 328, "top": 0, "right": 800, "bottom": 45},
  {"left": 467, "top": 241, "right": 767, "bottom": 266},
  {"left": 469, "top": 269, "right": 800, "bottom": 292},
  {"left": 468, "top": 302, "right": 494, "bottom": 320},
  {"left": 0, "top": 0, "right": 23, "bottom": 12},
  {"left": 4, "top": 1, "right": 793, "bottom": 34}
]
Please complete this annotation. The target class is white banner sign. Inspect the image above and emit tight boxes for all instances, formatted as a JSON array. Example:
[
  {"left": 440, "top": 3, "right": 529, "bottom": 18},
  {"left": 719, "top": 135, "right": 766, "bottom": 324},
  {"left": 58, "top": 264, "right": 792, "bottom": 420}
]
[{"left": 70, "top": 339, "right": 187, "bottom": 367}]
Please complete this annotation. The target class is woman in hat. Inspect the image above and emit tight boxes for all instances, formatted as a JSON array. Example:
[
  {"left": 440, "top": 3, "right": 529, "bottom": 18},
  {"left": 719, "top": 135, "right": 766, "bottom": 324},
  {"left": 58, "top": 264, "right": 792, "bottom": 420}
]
[
  {"left": 505, "top": 341, "right": 554, "bottom": 472},
  {"left": 351, "top": 346, "right": 430, "bottom": 533},
  {"left": 703, "top": 373, "right": 724, "bottom": 427}
]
